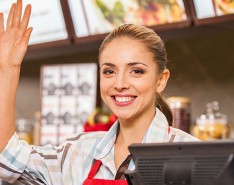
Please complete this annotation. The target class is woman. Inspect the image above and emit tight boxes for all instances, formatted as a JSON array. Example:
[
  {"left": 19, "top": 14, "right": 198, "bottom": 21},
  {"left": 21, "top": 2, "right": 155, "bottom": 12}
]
[{"left": 0, "top": 0, "right": 198, "bottom": 184}]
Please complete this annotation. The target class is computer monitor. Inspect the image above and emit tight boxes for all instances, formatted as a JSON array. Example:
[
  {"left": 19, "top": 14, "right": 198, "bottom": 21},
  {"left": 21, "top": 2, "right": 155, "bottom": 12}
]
[{"left": 125, "top": 141, "right": 234, "bottom": 185}]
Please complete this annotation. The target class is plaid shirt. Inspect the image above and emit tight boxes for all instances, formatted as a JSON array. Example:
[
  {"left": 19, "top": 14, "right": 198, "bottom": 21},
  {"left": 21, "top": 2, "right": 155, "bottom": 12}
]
[{"left": 0, "top": 109, "right": 198, "bottom": 185}]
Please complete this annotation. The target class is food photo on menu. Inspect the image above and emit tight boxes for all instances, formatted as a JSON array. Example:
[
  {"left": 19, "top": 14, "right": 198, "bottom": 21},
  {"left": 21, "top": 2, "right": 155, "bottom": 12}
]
[
  {"left": 78, "top": 0, "right": 187, "bottom": 35},
  {"left": 215, "top": 0, "right": 234, "bottom": 15}
]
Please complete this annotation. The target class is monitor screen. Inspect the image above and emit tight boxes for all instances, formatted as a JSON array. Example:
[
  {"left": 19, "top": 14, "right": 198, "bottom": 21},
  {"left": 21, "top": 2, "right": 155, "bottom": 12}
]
[{"left": 125, "top": 141, "right": 234, "bottom": 185}]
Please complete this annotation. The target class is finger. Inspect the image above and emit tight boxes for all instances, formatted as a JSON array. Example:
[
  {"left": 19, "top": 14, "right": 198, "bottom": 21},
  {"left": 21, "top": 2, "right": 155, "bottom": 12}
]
[
  {"left": 0, "top": 13, "right": 4, "bottom": 34},
  {"left": 13, "top": 0, "right": 22, "bottom": 28},
  {"left": 18, "top": 27, "right": 33, "bottom": 46},
  {"left": 6, "top": 3, "right": 16, "bottom": 30},
  {"left": 20, "top": 4, "right": 31, "bottom": 32}
]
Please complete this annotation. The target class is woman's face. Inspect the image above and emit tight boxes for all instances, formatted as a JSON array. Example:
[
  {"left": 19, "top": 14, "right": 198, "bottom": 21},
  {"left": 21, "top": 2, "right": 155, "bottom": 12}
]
[{"left": 99, "top": 37, "right": 169, "bottom": 121}]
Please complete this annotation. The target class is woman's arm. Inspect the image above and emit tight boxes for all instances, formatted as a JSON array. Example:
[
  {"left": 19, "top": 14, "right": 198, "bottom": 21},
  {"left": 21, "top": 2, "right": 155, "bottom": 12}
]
[{"left": 0, "top": 0, "right": 32, "bottom": 152}]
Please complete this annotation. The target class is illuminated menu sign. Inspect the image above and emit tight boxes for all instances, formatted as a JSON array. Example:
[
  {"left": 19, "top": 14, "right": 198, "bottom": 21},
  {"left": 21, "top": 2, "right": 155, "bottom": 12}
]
[
  {"left": 193, "top": 0, "right": 234, "bottom": 19},
  {"left": 0, "top": 0, "right": 68, "bottom": 45},
  {"left": 68, "top": 0, "right": 188, "bottom": 37}
]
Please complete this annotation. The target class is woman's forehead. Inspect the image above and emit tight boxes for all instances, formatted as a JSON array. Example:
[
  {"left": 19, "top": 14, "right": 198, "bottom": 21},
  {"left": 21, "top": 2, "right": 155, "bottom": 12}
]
[{"left": 99, "top": 39, "right": 155, "bottom": 67}]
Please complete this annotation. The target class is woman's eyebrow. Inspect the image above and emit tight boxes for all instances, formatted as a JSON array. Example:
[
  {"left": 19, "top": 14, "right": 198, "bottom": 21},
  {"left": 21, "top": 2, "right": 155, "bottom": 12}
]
[
  {"left": 128, "top": 62, "right": 148, "bottom": 67},
  {"left": 101, "top": 63, "right": 116, "bottom": 67},
  {"left": 100, "top": 62, "right": 148, "bottom": 67}
]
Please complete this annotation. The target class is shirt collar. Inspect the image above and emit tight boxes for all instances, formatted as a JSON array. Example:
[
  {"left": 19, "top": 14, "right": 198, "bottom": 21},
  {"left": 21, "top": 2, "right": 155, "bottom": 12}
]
[
  {"left": 94, "top": 121, "right": 119, "bottom": 174},
  {"left": 95, "top": 121, "right": 119, "bottom": 160},
  {"left": 94, "top": 108, "right": 170, "bottom": 172},
  {"left": 142, "top": 108, "right": 170, "bottom": 143}
]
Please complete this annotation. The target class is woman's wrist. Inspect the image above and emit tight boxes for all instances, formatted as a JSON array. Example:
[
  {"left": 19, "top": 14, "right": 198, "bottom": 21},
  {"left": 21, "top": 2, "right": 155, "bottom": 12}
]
[
  {"left": 0, "top": 66, "right": 19, "bottom": 152},
  {"left": 0, "top": 65, "right": 21, "bottom": 80},
  {"left": 0, "top": 65, "right": 21, "bottom": 72},
  {"left": 0, "top": 65, "right": 21, "bottom": 99}
]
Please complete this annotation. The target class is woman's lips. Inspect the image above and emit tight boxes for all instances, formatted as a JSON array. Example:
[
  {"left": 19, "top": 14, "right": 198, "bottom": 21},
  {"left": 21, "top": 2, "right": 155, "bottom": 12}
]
[{"left": 111, "top": 95, "right": 137, "bottom": 106}]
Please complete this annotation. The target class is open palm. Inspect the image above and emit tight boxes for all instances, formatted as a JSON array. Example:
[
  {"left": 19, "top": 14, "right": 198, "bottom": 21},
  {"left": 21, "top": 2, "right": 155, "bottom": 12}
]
[{"left": 0, "top": 0, "right": 32, "bottom": 68}]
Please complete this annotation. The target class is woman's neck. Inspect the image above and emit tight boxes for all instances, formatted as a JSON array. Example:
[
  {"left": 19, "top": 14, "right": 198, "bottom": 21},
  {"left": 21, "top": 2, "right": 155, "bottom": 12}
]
[
  {"left": 114, "top": 108, "right": 156, "bottom": 169},
  {"left": 117, "top": 108, "right": 156, "bottom": 146}
]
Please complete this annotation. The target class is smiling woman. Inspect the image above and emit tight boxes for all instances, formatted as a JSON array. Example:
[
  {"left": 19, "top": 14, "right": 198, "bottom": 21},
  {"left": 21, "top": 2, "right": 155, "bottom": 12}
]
[
  {"left": 99, "top": 24, "right": 172, "bottom": 125},
  {"left": 99, "top": 37, "right": 165, "bottom": 120},
  {"left": 0, "top": 1, "right": 198, "bottom": 184}
]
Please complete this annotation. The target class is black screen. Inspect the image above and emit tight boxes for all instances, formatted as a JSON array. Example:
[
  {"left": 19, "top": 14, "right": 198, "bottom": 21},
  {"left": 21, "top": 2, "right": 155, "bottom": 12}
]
[{"left": 126, "top": 141, "right": 234, "bottom": 185}]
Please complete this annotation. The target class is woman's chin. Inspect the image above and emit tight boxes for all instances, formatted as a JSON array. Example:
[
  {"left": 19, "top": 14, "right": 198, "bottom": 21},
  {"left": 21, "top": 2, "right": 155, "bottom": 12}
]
[{"left": 116, "top": 114, "right": 135, "bottom": 122}]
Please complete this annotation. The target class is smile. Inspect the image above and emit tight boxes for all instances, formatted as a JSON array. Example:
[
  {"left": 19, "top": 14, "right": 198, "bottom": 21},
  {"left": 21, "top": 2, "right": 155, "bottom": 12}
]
[{"left": 114, "top": 96, "right": 135, "bottom": 103}]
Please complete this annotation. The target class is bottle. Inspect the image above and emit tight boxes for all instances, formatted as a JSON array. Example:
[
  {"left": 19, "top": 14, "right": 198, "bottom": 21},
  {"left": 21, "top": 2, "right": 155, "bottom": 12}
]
[
  {"left": 167, "top": 96, "right": 191, "bottom": 133},
  {"left": 193, "top": 101, "right": 229, "bottom": 141},
  {"left": 33, "top": 111, "right": 41, "bottom": 145},
  {"left": 15, "top": 118, "right": 33, "bottom": 144}
]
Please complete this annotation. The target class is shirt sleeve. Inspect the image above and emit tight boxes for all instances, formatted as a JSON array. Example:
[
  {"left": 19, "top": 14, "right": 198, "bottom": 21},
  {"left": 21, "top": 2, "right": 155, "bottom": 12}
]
[{"left": 0, "top": 133, "right": 71, "bottom": 185}]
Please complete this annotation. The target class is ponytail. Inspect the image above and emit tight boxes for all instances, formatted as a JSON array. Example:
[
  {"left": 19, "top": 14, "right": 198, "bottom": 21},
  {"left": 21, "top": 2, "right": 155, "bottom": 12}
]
[{"left": 156, "top": 94, "right": 173, "bottom": 126}]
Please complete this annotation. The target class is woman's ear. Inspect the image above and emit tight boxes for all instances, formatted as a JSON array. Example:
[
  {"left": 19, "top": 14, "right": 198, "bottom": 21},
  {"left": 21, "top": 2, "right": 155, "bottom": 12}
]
[{"left": 156, "top": 69, "right": 170, "bottom": 93}]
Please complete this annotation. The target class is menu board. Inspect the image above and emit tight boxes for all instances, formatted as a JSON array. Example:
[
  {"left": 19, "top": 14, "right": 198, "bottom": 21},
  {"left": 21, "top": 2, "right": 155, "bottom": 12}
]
[
  {"left": 68, "top": 0, "right": 188, "bottom": 37},
  {"left": 40, "top": 63, "right": 97, "bottom": 145},
  {"left": 214, "top": 0, "right": 234, "bottom": 15},
  {"left": 0, "top": 0, "right": 68, "bottom": 45},
  {"left": 192, "top": 0, "right": 234, "bottom": 19}
]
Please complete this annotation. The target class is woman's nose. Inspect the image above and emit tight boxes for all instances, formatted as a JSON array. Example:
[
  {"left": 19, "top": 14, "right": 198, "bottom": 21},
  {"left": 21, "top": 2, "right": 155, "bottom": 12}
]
[{"left": 114, "top": 72, "right": 130, "bottom": 90}]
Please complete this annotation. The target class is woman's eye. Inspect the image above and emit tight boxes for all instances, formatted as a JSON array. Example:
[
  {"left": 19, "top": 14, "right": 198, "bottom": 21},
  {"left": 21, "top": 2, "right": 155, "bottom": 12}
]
[
  {"left": 132, "top": 69, "right": 144, "bottom": 74},
  {"left": 102, "top": 69, "right": 114, "bottom": 75}
]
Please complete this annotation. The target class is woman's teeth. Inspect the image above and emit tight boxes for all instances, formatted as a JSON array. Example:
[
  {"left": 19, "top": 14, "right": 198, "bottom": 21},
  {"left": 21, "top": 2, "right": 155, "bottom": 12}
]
[{"left": 115, "top": 96, "right": 134, "bottom": 103}]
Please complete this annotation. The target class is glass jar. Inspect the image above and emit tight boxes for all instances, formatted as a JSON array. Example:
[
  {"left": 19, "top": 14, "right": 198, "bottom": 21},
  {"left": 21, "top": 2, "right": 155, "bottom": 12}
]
[
  {"left": 193, "top": 101, "right": 229, "bottom": 141},
  {"left": 167, "top": 96, "right": 191, "bottom": 133}
]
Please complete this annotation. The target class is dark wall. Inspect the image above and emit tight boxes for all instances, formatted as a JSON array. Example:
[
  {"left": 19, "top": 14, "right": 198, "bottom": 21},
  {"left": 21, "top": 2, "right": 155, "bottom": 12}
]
[{"left": 164, "top": 30, "right": 234, "bottom": 125}]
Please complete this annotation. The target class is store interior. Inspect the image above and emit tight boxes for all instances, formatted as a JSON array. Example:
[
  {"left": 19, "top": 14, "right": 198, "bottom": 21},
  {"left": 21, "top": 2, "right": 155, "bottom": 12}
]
[
  {"left": 1, "top": 0, "right": 234, "bottom": 144},
  {"left": 17, "top": 23, "right": 234, "bottom": 136},
  {"left": 1, "top": 0, "right": 234, "bottom": 184}
]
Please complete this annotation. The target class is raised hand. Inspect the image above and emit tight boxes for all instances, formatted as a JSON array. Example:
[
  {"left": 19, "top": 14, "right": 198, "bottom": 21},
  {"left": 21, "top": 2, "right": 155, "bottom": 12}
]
[
  {"left": 0, "top": 0, "right": 32, "bottom": 152},
  {"left": 0, "top": 0, "right": 32, "bottom": 68}
]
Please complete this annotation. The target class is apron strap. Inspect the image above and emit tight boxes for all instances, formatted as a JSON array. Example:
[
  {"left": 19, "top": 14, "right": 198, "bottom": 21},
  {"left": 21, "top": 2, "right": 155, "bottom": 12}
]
[
  {"left": 87, "top": 160, "right": 102, "bottom": 179},
  {"left": 168, "top": 126, "right": 176, "bottom": 143},
  {"left": 169, "top": 134, "right": 176, "bottom": 143}
]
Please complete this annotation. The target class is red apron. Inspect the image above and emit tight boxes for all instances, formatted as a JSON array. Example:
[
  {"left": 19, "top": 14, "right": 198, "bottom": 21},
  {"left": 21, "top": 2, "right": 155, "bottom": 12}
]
[
  {"left": 83, "top": 159, "right": 128, "bottom": 185},
  {"left": 83, "top": 126, "right": 173, "bottom": 185}
]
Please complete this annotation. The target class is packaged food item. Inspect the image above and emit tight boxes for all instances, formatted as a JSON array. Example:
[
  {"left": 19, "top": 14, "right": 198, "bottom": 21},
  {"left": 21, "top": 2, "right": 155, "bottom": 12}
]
[
  {"left": 193, "top": 101, "right": 229, "bottom": 141},
  {"left": 84, "top": 108, "right": 117, "bottom": 132},
  {"left": 167, "top": 96, "right": 191, "bottom": 133}
]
